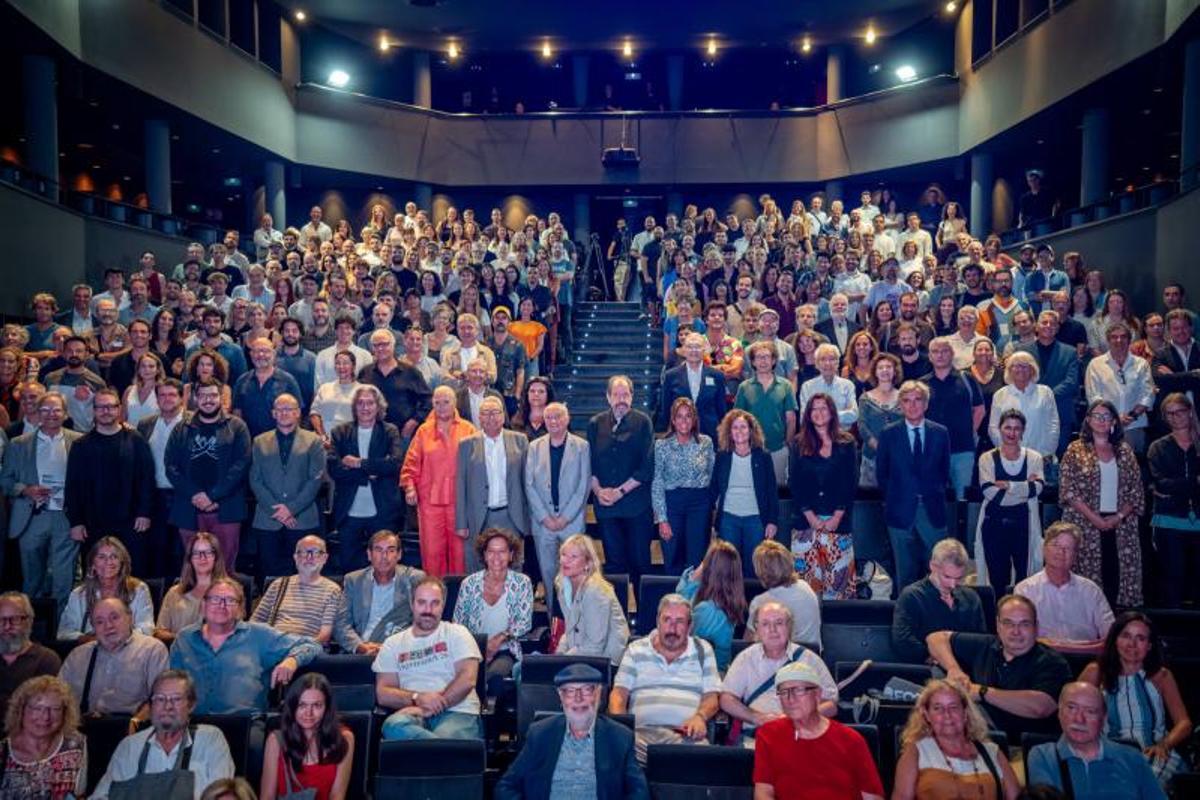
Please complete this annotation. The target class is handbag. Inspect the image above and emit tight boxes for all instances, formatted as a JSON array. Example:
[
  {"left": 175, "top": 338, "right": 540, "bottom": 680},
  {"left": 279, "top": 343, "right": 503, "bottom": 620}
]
[{"left": 276, "top": 732, "right": 318, "bottom": 800}]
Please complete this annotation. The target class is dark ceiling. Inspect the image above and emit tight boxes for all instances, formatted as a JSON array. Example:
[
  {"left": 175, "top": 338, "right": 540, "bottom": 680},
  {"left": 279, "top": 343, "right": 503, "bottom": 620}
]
[{"left": 282, "top": 0, "right": 946, "bottom": 52}]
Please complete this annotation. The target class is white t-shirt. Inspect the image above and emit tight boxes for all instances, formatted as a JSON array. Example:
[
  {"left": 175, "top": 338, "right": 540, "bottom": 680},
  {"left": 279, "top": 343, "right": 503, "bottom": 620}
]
[{"left": 372, "top": 621, "right": 482, "bottom": 715}]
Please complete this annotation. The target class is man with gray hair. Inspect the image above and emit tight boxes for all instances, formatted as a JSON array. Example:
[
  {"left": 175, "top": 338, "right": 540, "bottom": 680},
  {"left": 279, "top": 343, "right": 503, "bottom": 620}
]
[
  {"left": 59, "top": 597, "right": 168, "bottom": 718},
  {"left": 587, "top": 375, "right": 656, "bottom": 589},
  {"left": 1085, "top": 321, "right": 1154, "bottom": 453},
  {"left": 721, "top": 600, "right": 836, "bottom": 747},
  {"left": 0, "top": 592, "right": 60, "bottom": 717},
  {"left": 456, "top": 395, "right": 530, "bottom": 573},
  {"left": 891, "top": 538, "right": 987, "bottom": 663},
  {"left": 251, "top": 534, "right": 343, "bottom": 645},
  {"left": 1015, "top": 521, "right": 1114, "bottom": 655},
  {"left": 91, "top": 669, "right": 235, "bottom": 799},
  {"left": 609, "top": 594, "right": 721, "bottom": 762}
]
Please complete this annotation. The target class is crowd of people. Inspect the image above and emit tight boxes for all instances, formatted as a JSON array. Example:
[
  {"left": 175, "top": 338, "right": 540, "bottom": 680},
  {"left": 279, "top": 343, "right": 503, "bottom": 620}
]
[{"left": 0, "top": 188, "right": 1195, "bottom": 798}]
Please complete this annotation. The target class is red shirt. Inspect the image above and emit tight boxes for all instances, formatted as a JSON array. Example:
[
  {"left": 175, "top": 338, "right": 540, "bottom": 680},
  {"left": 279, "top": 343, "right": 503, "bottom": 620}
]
[{"left": 753, "top": 718, "right": 883, "bottom": 799}]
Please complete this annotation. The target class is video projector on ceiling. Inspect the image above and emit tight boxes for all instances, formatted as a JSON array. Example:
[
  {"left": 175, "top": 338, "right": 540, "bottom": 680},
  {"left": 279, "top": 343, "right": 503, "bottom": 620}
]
[{"left": 602, "top": 147, "right": 641, "bottom": 168}]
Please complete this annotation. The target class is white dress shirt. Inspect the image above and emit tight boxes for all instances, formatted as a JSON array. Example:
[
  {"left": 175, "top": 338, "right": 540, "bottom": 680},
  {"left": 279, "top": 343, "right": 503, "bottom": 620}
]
[
  {"left": 35, "top": 429, "right": 69, "bottom": 511},
  {"left": 1084, "top": 352, "right": 1154, "bottom": 431},
  {"left": 315, "top": 343, "right": 374, "bottom": 386},
  {"left": 685, "top": 364, "right": 703, "bottom": 400},
  {"left": 484, "top": 433, "right": 508, "bottom": 508},
  {"left": 148, "top": 414, "right": 184, "bottom": 489},
  {"left": 989, "top": 382, "right": 1060, "bottom": 458},
  {"left": 798, "top": 374, "right": 859, "bottom": 427},
  {"left": 91, "top": 724, "right": 234, "bottom": 800}
]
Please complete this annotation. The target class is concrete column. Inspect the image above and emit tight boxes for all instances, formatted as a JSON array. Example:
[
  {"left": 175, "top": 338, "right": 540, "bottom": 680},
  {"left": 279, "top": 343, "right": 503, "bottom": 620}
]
[
  {"left": 824, "top": 180, "right": 844, "bottom": 203},
  {"left": 573, "top": 192, "right": 591, "bottom": 243},
  {"left": 826, "top": 46, "right": 845, "bottom": 104},
  {"left": 1080, "top": 107, "right": 1111, "bottom": 207},
  {"left": 22, "top": 55, "right": 58, "bottom": 197},
  {"left": 572, "top": 54, "right": 590, "bottom": 108},
  {"left": 144, "top": 119, "right": 172, "bottom": 214},
  {"left": 1182, "top": 38, "right": 1200, "bottom": 190},
  {"left": 265, "top": 160, "right": 286, "bottom": 229},
  {"left": 667, "top": 54, "right": 685, "bottom": 111},
  {"left": 414, "top": 183, "right": 432, "bottom": 212},
  {"left": 412, "top": 51, "right": 432, "bottom": 108},
  {"left": 970, "top": 151, "right": 994, "bottom": 237}
]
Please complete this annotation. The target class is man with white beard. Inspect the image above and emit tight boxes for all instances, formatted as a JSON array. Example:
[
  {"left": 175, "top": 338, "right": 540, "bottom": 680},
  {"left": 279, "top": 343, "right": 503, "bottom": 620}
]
[
  {"left": 496, "top": 664, "right": 648, "bottom": 799},
  {"left": 0, "top": 592, "right": 61, "bottom": 717}
]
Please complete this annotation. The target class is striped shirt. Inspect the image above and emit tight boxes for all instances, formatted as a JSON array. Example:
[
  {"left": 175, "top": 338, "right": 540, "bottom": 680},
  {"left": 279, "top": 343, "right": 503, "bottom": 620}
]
[
  {"left": 251, "top": 576, "right": 342, "bottom": 639},
  {"left": 614, "top": 632, "right": 722, "bottom": 728}
]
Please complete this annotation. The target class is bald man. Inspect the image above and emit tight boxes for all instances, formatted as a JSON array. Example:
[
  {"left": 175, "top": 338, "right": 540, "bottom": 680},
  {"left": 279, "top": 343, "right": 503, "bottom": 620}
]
[{"left": 59, "top": 598, "right": 167, "bottom": 718}]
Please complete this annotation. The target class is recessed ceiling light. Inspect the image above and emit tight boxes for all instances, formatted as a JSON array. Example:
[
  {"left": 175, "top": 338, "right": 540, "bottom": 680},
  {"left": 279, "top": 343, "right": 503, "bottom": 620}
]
[
  {"left": 77, "top": 143, "right": 93, "bottom": 149},
  {"left": 448, "top": 42, "right": 460, "bottom": 59},
  {"left": 211, "top": 147, "right": 221, "bottom": 154},
  {"left": 801, "top": 36, "right": 812, "bottom": 54},
  {"left": 865, "top": 25, "right": 877, "bottom": 45},
  {"left": 91, "top": 164, "right": 100, "bottom": 170},
  {"left": 294, "top": 10, "right": 306, "bottom": 22},
  {"left": 111, "top": 123, "right": 120, "bottom": 130},
  {"left": 379, "top": 36, "right": 390, "bottom": 52},
  {"left": 895, "top": 64, "right": 917, "bottom": 82},
  {"left": 623, "top": 40, "right": 633, "bottom": 58},
  {"left": 327, "top": 69, "right": 350, "bottom": 88},
  {"left": 945, "top": 1, "right": 957, "bottom": 12},
  {"left": 706, "top": 39, "right": 717, "bottom": 57},
  {"left": 542, "top": 41, "right": 553, "bottom": 59}
]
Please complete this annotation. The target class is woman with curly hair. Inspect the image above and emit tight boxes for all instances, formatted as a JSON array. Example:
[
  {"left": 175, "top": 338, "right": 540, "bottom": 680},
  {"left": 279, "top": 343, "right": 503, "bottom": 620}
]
[
  {"left": 841, "top": 330, "right": 879, "bottom": 396},
  {"left": 711, "top": 409, "right": 780, "bottom": 575},
  {"left": 0, "top": 676, "right": 87, "bottom": 800},
  {"left": 183, "top": 348, "right": 233, "bottom": 413},
  {"left": 260, "top": 673, "right": 353, "bottom": 800}
]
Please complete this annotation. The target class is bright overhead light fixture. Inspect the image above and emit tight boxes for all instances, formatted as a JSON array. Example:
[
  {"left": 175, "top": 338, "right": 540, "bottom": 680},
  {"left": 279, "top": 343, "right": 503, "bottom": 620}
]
[
  {"left": 945, "top": 1, "right": 958, "bottom": 12},
  {"left": 293, "top": 9, "right": 306, "bottom": 22},
  {"left": 327, "top": 69, "right": 350, "bottom": 88},
  {"left": 448, "top": 42, "right": 460, "bottom": 59},
  {"left": 895, "top": 64, "right": 917, "bottom": 82},
  {"left": 865, "top": 25, "right": 877, "bottom": 45},
  {"left": 379, "top": 36, "right": 390, "bottom": 52},
  {"left": 801, "top": 36, "right": 812, "bottom": 54},
  {"left": 706, "top": 39, "right": 717, "bottom": 57},
  {"left": 623, "top": 40, "right": 633, "bottom": 58},
  {"left": 542, "top": 41, "right": 553, "bottom": 59}
]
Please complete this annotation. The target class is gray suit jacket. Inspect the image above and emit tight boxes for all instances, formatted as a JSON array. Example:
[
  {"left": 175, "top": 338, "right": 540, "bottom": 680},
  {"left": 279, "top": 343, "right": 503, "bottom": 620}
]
[
  {"left": 524, "top": 433, "right": 591, "bottom": 537},
  {"left": 1, "top": 429, "right": 83, "bottom": 538},
  {"left": 334, "top": 564, "right": 426, "bottom": 652},
  {"left": 248, "top": 428, "right": 327, "bottom": 530},
  {"left": 455, "top": 430, "right": 529, "bottom": 538}
]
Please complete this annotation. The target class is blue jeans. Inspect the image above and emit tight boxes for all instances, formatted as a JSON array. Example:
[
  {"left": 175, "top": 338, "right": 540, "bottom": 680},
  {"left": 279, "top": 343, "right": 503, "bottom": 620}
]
[
  {"left": 949, "top": 452, "right": 974, "bottom": 501},
  {"left": 381, "top": 710, "right": 483, "bottom": 741},
  {"left": 887, "top": 502, "right": 945, "bottom": 595},
  {"left": 662, "top": 487, "right": 712, "bottom": 573},
  {"left": 718, "top": 513, "right": 764, "bottom": 578}
]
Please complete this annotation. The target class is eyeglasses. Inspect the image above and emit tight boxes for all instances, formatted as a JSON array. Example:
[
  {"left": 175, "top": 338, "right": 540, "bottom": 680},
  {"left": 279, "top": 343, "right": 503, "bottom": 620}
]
[
  {"left": 1166, "top": 408, "right": 1192, "bottom": 417},
  {"left": 998, "top": 618, "right": 1036, "bottom": 631},
  {"left": 26, "top": 703, "right": 65, "bottom": 717},
  {"left": 0, "top": 614, "right": 30, "bottom": 626},
  {"left": 93, "top": 552, "right": 121, "bottom": 562},
  {"left": 151, "top": 694, "right": 188, "bottom": 706},
  {"left": 94, "top": 404, "right": 121, "bottom": 412},
  {"left": 558, "top": 685, "right": 598, "bottom": 700},
  {"left": 191, "top": 548, "right": 216, "bottom": 559},
  {"left": 1089, "top": 412, "right": 1114, "bottom": 422},
  {"left": 295, "top": 548, "right": 327, "bottom": 559},
  {"left": 776, "top": 686, "right": 818, "bottom": 700},
  {"left": 205, "top": 596, "right": 239, "bottom": 608}
]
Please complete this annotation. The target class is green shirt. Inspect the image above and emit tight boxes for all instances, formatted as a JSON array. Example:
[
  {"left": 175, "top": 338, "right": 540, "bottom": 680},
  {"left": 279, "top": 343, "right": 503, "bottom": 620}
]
[{"left": 734, "top": 375, "right": 798, "bottom": 451}]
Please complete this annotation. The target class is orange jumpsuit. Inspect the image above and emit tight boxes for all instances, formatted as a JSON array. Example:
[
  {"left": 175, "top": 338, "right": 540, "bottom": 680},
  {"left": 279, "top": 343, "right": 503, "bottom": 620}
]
[{"left": 400, "top": 411, "right": 477, "bottom": 576}]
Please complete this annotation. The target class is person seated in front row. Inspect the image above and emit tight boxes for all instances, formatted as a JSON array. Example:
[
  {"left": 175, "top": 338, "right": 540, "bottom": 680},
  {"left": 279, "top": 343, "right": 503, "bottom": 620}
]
[
  {"left": 373, "top": 576, "right": 483, "bottom": 741},
  {"left": 59, "top": 598, "right": 168, "bottom": 721},
  {"left": 169, "top": 576, "right": 322, "bottom": 715},
  {"left": 58, "top": 536, "right": 154, "bottom": 642},
  {"left": 496, "top": 664, "right": 650, "bottom": 800},
  {"left": 155, "top": 532, "right": 229, "bottom": 646},
  {"left": 892, "top": 538, "right": 987, "bottom": 664},
  {"left": 1014, "top": 521, "right": 1114, "bottom": 656},
  {"left": 609, "top": 593, "right": 721, "bottom": 763},
  {"left": 452, "top": 528, "right": 533, "bottom": 699},
  {"left": 259, "top": 673, "right": 354, "bottom": 800},
  {"left": 892, "top": 678, "right": 1021, "bottom": 800},
  {"left": 0, "top": 592, "right": 62, "bottom": 719},
  {"left": 926, "top": 594, "right": 1072, "bottom": 736},
  {"left": 721, "top": 601, "right": 837, "bottom": 748},
  {"left": 0, "top": 675, "right": 88, "bottom": 799},
  {"left": 676, "top": 540, "right": 746, "bottom": 672},
  {"left": 1027, "top": 682, "right": 1167, "bottom": 800},
  {"left": 744, "top": 540, "right": 822, "bottom": 649},
  {"left": 90, "top": 669, "right": 235, "bottom": 799},
  {"left": 334, "top": 529, "right": 425, "bottom": 656},
  {"left": 752, "top": 661, "right": 885, "bottom": 800},
  {"left": 554, "top": 533, "right": 630, "bottom": 665},
  {"left": 251, "top": 535, "right": 343, "bottom": 646}
]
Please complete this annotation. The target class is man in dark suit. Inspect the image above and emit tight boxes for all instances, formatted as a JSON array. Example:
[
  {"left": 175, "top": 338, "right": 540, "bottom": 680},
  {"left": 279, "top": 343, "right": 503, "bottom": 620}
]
[
  {"left": 135, "top": 379, "right": 188, "bottom": 579},
  {"left": 1015, "top": 310, "right": 1080, "bottom": 455},
  {"left": 1152, "top": 309, "right": 1200, "bottom": 411},
  {"left": 455, "top": 395, "right": 530, "bottom": 573},
  {"left": 587, "top": 375, "right": 656, "bottom": 588},
  {"left": 875, "top": 380, "right": 951, "bottom": 596},
  {"left": 658, "top": 332, "right": 727, "bottom": 442},
  {"left": 495, "top": 663, "right": 648, "bottom": 800},
  {"left": 814, "top": 292, "right": 861, "bottom": 355},
  {"left": 455, "top": 356, "right": 505, "bottom": 429}
]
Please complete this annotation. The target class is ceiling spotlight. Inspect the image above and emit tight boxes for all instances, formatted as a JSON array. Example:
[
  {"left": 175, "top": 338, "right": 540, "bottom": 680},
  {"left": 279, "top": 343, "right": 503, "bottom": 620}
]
[
  {"left": 895, "top": 64, "right": 917, "bottom": 82},
  {"left": 379, "top": 36, "right": 390, "bottom": 52},
  {"left": 706, "top": 39, "right": 717, "bottom": 57},
  {"left": 801, "top": 36, "right": 812, "bottom": 54},
  {"left": 865, "top": 25, "right": 877, "bottom": 45},
  {"left": 448, "top": 42, "right": 460, "bottom": 59},
  {"left": 945, "top": 1, "right": 957, "bottom": 12},
  {"left": 293, "top": 9, "right": 306, "bottom": 22},
  {"left": 623, "top": 40, "right": 633, "bottom": 59},
  {"left": 327, "top": 69, "right": 350, "bottom": 88},
  {"left": 542, "top": 41, "right": 553, "bottom": 59}
]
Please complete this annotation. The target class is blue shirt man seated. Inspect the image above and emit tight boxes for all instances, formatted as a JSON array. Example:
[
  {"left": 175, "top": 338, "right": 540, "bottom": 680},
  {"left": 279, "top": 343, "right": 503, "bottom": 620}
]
[
  {"left": 1027, "top": 682, "right": 1166, "bottom": 799},
  {"left": 496, "top": 664, "right": 648, "bottom": 800}
]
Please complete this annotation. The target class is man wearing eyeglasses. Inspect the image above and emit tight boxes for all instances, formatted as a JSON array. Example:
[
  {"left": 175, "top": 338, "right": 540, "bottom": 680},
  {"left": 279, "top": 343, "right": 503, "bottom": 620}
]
[
  {"left": 1085, "top": 321, "right": 1154, "bottom": 454},
  {"left": 248, "top": 394, "right": 326, "bottom": 580},
  {"left": 926, "top": 593, "right": 1072, "bottom": 736},
  {"left": 250, "top": 535, "right": 342, "bottom": 646},
  {"left": 497, "top": 663, "right": 649, "bottom": 799},
  {"left": 0, "top": 592, "right": 61, "bottom": 719},
  {"left": 91, "top": 669, "right": 234, "bottom": 799},
  {"left": 1, "top": 392, "right": 82, "bottom": 608},
  {"left": 59, "top": 598, "right": 167, "bottom": 719}
]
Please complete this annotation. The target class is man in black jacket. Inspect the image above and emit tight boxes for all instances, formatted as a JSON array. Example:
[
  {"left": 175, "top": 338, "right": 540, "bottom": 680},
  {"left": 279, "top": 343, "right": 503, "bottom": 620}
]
[
  {"left": 135, "top": 379, "right": 188, "bottom": 579},
  {"left": 496, "top": 664, "right": 648, "bottom": 800},
  {"left": 64, "top": 387, "right": 155, "bottom": 576},
  {"left": 587, "top": 375, "right": 655, "bottom": 589}
]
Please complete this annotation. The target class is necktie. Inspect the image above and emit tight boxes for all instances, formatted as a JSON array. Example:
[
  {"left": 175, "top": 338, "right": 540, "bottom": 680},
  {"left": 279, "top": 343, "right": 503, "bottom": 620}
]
[{"left": 912, "top": 426, "right": 923, "bottom": 461}]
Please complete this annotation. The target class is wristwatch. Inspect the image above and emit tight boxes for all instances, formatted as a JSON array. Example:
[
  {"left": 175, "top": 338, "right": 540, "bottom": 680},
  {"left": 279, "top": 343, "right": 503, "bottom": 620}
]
[{"left": 978, "top": 685, "right": 990, "bottom": 703}]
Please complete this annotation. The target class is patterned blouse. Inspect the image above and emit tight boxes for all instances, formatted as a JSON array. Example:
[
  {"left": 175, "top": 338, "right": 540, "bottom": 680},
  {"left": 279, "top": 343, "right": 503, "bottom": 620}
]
[
  {"left": 650, "top": 434, "right": 715, "bottom": 522},
  {"left": 0, "top": 733, "right": 87, "bottom": 800},
  {"left": 452, "top": 569, "right": 533, "bottom": 660}
]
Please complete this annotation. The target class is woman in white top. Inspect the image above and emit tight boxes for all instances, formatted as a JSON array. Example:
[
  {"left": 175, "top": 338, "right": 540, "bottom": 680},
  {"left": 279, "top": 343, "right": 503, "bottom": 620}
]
[
  {"left": 974, "top": 408, "right": 1045, "bottom": 588},
  {"left": 122, "top": 352, "right": 163, "bottom": 426},
  {"left": 934, "top": 201, "right": 968, "bottom": 251},
  {"left": 988, "top": 351, "right": 1060, "bottom": 460},
  {"left": 946, "top": 306, "right": 985, "bottom": 370},
  {"left": 310, "top": 350, "right": 363, "bottom": 441},
  {"left": 58, "top": 536, "right": 154, "bottom": 641}
]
